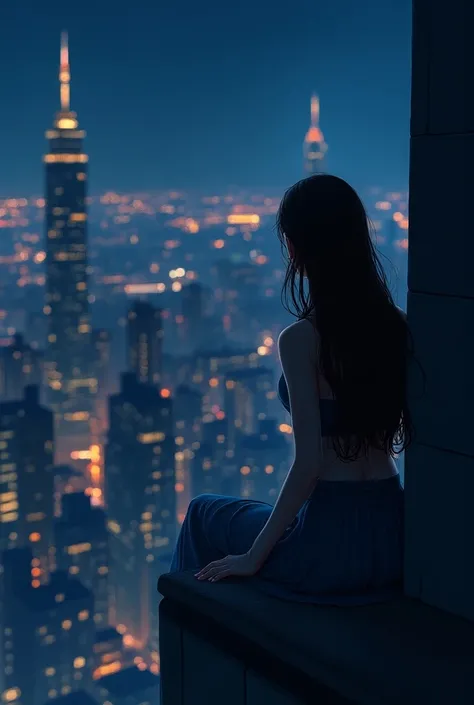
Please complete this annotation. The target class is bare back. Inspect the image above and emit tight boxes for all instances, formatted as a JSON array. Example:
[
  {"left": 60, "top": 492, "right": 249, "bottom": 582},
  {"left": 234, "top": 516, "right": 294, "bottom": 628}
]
[{"left": 278, "top": 317, "right": 398, "bottom": 482}]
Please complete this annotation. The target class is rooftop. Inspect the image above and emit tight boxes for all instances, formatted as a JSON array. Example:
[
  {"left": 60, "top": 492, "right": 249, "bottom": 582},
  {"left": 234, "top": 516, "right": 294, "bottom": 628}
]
[{"left": 98, "top": 665, "right": 159, "bottom": 697}]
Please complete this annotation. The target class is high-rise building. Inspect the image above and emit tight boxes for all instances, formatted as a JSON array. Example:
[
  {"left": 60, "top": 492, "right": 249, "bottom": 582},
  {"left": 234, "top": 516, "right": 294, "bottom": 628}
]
[
  {"left": 91, "top": 627, "right": 123, "bottom": 681},
  {"left": 0, "top": 334, "right": 42, "bottom": 402},
  {"left": 181, "top": 282, "right": 204, "bottom": 350},
  {"left": 191, "top": 418, "right": 238, "bottom": 497},
  {"left": 1, "top": 548, "right": 94, "bottom": 705},
  {"left": 95, "top": 667, "right": 159, "bottom": 705},
  {"left": 174, "top": 385, "right": 202, "bottom": 519},
  {"left": 0, "top": 386, "right": 54, "bottom": 581},
  {"left": 105, "top": 373, "right": 175, "bottom": 647},
  {"left": 54, "top": 492, "right": 109, "bottom": 628},
  {"left": 224, "top": 367, "right": 275, "bottom": 448},
  {"left": 192, "top": 347, "right": 260, "bottom": 413},
  {"left": 303, "top": 94, "right": 328, "bottom": 175},
  {"left": 236, "top": 419, "right": 290, "bottom": 503},
  {"left": 43, "top": 32, "right": 95, "bottom": 461},
  {"left": 91, "top": 329, "right": 111, "bottom": 396},
  {"left": 127, "top": 301, "right": 163, "bottom": 388}
]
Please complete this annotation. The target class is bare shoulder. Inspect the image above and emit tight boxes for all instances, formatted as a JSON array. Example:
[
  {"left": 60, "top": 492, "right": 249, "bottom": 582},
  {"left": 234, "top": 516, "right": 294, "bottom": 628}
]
[{"left": 278, "top": 318, "right": 319, "bottom": 360}]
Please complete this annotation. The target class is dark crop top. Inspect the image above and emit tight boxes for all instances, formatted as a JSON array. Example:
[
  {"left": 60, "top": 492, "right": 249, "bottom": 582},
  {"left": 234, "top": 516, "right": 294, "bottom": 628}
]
[{"left": 278, "top": 373, "right": 338, "bottom": 437}]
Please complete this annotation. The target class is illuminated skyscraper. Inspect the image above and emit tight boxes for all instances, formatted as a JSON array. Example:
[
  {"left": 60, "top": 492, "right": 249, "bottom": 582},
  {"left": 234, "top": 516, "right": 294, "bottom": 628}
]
[
  {"left": 237, "top": 419, "right": 290, "bottom": 503},
  {"left": 303, "top": 94, "right": 328, "bottom": 175},
  {"left": 0, "top": 386, "right": 54, "bottom": 582},
  {"left": 224, "top": 367, "right": 274, "bottom": 448},
  {"left": 95, "top": 666, "right": 159, "bottom": 705},
  {"left": 174, "top": 385, "right": 202, "bottom": 517},
  {"left": 0, "top": 334, "right": 42, "bottom": 402},
  {"left": 127, "top": 301, "right": 163, "bottom": 388},
  {"left": 191, "top": 418, "right": 237, "bottom": 497},
  {"left": 1, "top": 548, "right": 94, "bottom": 705},
  {"left": 91, "top": 627, "right": 124, "bottom": 681},
  {"left": 105, "top": 374, "right": 175, "bottom": 647},
  {"left": 44, "top": 32, "right": 95, "bottom": 461},
  {"left": 54, "top": 492, "right": 109, "bottom": 628}
]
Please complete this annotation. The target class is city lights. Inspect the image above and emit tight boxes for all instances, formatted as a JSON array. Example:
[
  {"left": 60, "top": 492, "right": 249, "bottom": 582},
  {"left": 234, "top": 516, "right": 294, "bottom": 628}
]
[{"left": 0, "top": 27, "right": 412, "bottom": 705}]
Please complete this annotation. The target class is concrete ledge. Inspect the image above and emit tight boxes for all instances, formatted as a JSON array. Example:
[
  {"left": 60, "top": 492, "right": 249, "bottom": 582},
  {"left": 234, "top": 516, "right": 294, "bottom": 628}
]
[{"left": 158, "top": 571, "right": 474, "bottom": 705}]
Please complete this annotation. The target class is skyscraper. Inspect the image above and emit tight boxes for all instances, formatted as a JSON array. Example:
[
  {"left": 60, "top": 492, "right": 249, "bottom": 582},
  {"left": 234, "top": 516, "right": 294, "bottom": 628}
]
[
  {"left": 0, "top": 334, "right": 42, "bottom": 402},
  {"left": 1, "top": 548, "right": 94, "bottom": 705},
  {"left": 95, "top": 666, "right": 159, "bottom": 705},
  {"left": 224, "top": 367, "right": 275, "bottom": 448},
  {"left": 303, "top": 94, "right": 328, "bottom": 175},
  {"left": 44, "top": 32, "right": 95, "bottom": 462},
  {"left": 181, "top": 282, "right": 204, "bottom": 350},
  {"left": 105, "top": 374, "right": 175, "bottom": 647},
  {"left": 0, "top": 386, "right": 54, "bottom": 582},
  {"left": 54, "top": 492, "right": 109, "bottom": 628},
  {"left": 127, "top": 301, "right": 163, "bottom": 388}
]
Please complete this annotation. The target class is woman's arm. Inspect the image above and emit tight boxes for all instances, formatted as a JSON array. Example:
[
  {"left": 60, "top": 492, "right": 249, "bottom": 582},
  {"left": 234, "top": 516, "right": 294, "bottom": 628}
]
[
  {"left": 196, "top": 319, "right": 324, "bottom": 582},
  {"left": 247, "top": 319, "right": 323, "bottom": 567}
]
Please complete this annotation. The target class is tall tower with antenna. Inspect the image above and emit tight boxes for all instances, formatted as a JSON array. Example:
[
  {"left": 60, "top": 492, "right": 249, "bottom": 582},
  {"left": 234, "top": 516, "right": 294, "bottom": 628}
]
[
  {"left": 44, "top": 32, "right": 95, "bottom": 463},
  {"left": 303, "top": 94, "right": 328, "bottom": 175}
]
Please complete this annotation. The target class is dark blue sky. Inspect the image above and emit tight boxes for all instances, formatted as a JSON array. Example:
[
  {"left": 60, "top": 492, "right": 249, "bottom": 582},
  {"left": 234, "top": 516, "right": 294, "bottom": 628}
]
[{"left": 1, "top": 0, "right": 411, "bottom": 196}]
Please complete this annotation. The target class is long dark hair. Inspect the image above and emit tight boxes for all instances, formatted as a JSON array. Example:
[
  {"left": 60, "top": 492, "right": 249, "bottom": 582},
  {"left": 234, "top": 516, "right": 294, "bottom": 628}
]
[{"left": 277, "top": 174, "right": 414, "bottom": 461}]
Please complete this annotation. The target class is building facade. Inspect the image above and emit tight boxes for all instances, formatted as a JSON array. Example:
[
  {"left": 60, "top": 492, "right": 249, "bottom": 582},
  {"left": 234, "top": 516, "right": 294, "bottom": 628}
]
[
  {"left": 105, "top": 374, "right": 176, "bottom": 647},
  {"left": 54, "top": 492, "right": 109, "bottom": 629},
  {"left": 0, "top": 386, "right": 54, "bottom": 581},
  {"left": 127, "top": 301, "right": 163, "bottom": 388},
  {"left": 43, "top": 33, "right": 95, "bottom": 462}
]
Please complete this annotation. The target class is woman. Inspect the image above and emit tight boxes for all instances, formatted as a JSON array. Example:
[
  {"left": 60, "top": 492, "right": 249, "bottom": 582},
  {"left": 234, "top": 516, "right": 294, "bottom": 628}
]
[{"left": 170, "top": 174, "right": 413, "bottom": 604}]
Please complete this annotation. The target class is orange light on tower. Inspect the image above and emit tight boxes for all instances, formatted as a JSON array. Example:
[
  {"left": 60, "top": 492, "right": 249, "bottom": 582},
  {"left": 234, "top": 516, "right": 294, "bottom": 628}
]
[{"left": 303, "top": 94, "right": 328, "bottom": 175}]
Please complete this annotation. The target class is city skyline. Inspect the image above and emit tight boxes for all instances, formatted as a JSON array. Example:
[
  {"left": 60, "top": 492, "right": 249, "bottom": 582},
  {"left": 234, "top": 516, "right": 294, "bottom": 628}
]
[
  {"left": 0, "top": 8, "right": 410, "bottom": 704},
  {"left": 1, "top": 0, "right": 412, "bottom": 196}
]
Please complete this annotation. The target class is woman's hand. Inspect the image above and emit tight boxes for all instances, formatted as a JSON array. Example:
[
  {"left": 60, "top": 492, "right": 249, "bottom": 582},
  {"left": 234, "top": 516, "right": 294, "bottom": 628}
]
[{"left": 195, "top": 552, "right": 261, "bottom": 583}]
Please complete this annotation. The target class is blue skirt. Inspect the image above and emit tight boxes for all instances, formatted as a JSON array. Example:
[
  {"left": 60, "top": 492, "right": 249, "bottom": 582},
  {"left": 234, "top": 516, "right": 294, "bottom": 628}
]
[{"left": 170, "top": 475, "right": 404, "bottom": 605}]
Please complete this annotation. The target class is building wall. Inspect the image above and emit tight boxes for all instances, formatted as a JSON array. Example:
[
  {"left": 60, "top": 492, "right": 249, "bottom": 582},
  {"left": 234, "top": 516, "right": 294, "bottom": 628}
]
[{"left": 405, "top": 0, "right": 474, "bottom": 620}]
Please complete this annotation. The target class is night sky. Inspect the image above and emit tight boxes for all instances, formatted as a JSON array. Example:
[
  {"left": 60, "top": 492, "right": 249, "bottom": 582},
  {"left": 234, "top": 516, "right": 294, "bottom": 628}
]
[{"left": 1, "top": 0, "right": 411, "bottom": 196}]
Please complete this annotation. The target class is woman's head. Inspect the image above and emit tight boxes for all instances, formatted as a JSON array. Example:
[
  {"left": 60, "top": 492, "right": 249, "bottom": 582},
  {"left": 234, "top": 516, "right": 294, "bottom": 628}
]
[{"left": 277, "top": 174, "right": 414, "bottom": 460}]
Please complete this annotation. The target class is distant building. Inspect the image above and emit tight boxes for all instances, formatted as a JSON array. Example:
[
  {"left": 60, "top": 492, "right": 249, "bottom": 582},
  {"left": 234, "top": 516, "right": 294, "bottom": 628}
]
[
  {"left": 174, "top": 385, "right": 202, "bottom": 447},
  {"left": 105, "top": 373, "right": 175, "bottom": 647},
  {"left": 92, "top": 628, "right": 123, "bottom": 681},
  {"left": 173, "top": 385, "right": 202, "bottom": 517},
  {"left": 192, "top": 347, "right": 260, "bottom": 411},
  {"left": 127, "top": 301, "right": 163, "bottom": 388},
  {"left": 0, "top": 333, "right": 42, "bottom": 402},
  {"left": 91, "top": 328, "right": 111, "bottom": 395},
  {"left": 181, "top": 282, "right": 205, "bottom": 350},
  {"left": 192, "top": 418, "right": 237, "bottom": 497},
  {"left": 43, "top": 33, "right": 95, "bottom": 459},
  {"left": 42, "top": 692, "right": 99, "bottom": 705},
  {"left": 214, "top": 259, "right": 261, "bottom": 306},
  {"left": 303, "top": 94, "right": 328, "bottom": 175},
  {"left": 236, "top": 419, "right": 291, "bottom": 502},
  {"left": 224, "top": 367, "right": 275, "bottom": 448},
  {"left": 95, "top": 666, "right": 159, "bottom": 705},
  {"left": 55, "top": 492, "right": 109, "bottom": 628},
  {"left": 0, "top": 386, "right": 54, "bottom": 581},
  {"left": 1, "top": 548, "right": 94, "bottom": 705}
]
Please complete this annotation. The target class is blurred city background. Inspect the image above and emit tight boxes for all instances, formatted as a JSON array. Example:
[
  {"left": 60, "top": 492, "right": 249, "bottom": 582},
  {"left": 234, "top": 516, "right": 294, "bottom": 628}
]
[{"left": 0, "top": 2, "right": 411, "bottom": 704}]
